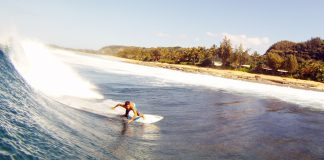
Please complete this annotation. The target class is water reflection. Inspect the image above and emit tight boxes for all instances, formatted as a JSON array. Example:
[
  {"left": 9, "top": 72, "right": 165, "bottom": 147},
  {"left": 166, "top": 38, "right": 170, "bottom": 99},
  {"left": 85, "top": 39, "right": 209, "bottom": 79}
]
[{"left": 119, "top": 118, "right": 161, "bottom": 141}]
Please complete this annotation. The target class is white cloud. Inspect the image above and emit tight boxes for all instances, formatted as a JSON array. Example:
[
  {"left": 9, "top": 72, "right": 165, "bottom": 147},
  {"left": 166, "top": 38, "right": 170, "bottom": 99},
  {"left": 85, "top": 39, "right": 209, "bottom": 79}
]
[
  {"left": 221, "top": 32, "right": 270, "bottom": 48},
  {"left": 154, "top": 31, "right": 270, "bottom": 53},
  {"left": 206, "top": 32, "right": 217, "bottom": 37},
  {"left": 156, "top": 32, "right": 171, "bottom": 38},
  {"left": 177, "top": 34, "right": 188, "bottom": 39}
]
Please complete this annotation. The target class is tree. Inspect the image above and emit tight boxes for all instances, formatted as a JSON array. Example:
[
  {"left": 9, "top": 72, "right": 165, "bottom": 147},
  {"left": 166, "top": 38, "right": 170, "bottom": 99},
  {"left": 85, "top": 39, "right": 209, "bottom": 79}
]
[
  {"left": 190, "top": 47, "right": 200, "bottom": 65},
  {"left": 229, "top": 44, "right": 250, "bottom": 69},
  {"left": 249, "top": 51, "right": 260, "bottom": 68},
  {"left": 240, "top": 49, "right": 250, "bottom": 66},
  {"left": 218, "top": 36, "right": 232, "bottom": 67},
  {"left": 209, "top": 44, "right": 218, "bottom": 63},
  {"left": 230, "top": 46, "right": 240, "bottom": 68},
  {"left": 286, "top": 54, "right": 298, "bottom": 74},
  {"left": 267, "top": 51, "right": 284, "bottom": 71},
  {"left": 298, "top": 60, "right": 324, "bottom": 82},
  {"left": 152, "top": 49, "right": 161, "bottom": 61}
]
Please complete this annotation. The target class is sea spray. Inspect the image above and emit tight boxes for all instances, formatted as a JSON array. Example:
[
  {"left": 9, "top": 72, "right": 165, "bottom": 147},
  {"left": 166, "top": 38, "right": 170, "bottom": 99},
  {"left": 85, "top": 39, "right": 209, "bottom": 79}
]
[{"left": 7, "top": 39, "right": 103, "bottom": 99}]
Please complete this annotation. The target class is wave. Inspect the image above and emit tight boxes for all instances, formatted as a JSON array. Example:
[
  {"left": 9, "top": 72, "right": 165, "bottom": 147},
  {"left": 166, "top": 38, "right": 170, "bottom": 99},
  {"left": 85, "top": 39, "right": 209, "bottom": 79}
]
[
  {"left": 0, "top": 39, "right": 115, "bottom": 159},
  {"left": 0, "top": 41, "right": 118, "bottom": 159},
  {"left": 0, "top": 47, "right": 69, "bottom": 158},
  {"left": 2, "top": 38, "right": 123, "bottom": 119}
]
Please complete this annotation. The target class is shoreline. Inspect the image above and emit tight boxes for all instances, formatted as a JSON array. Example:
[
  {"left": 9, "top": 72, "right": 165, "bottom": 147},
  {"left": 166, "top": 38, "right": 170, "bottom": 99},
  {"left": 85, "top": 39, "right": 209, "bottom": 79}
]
[{"left": 103, "top": 55, "right": 324, "bottom": 92}]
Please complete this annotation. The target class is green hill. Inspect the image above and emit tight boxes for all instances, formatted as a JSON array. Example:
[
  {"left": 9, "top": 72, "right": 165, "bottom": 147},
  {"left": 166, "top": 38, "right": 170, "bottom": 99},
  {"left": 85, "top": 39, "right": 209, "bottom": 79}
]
[{"left": 265, "top": 37, "right": 324, "bottom": 62}]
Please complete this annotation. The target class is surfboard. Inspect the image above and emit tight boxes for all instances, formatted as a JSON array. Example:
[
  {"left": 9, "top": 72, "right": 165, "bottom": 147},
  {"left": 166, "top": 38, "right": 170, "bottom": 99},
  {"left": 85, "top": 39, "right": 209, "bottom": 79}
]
[{"left": 111, "top": 107, "right": 163, "bottom": 124}]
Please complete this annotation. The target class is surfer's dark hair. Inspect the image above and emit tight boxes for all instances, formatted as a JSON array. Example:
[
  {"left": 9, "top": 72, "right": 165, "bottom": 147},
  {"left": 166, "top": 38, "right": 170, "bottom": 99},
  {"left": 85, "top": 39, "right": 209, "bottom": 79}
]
[{"left": 125, "top": 101, "right": 130, "bottom": 105}]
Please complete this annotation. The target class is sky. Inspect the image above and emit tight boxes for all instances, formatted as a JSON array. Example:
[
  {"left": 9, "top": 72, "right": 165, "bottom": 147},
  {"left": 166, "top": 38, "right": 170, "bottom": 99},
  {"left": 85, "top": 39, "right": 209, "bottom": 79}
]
[{"left": 0, "top": 0, "right": 323, "bottom": 53}]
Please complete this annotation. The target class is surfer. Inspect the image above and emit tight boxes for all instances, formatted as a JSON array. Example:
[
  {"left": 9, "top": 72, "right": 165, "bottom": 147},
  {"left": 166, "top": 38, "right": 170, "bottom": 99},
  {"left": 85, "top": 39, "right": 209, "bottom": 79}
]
[{"left": 112, "top": 101, "right": 144, "bottom": 123}]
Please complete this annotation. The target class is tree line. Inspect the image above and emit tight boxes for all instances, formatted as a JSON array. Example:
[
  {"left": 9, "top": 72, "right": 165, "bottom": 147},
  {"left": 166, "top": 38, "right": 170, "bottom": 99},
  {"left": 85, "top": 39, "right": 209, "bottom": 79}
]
[{"left": 116, "top": 37, "right": 324, "bottom": 82}]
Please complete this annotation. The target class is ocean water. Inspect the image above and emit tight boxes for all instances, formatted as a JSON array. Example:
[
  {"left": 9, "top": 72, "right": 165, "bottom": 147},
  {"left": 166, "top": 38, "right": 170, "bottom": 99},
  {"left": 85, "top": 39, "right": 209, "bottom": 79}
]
[{"left": 0, "top": 40, "right": 324, "bottom": 159}]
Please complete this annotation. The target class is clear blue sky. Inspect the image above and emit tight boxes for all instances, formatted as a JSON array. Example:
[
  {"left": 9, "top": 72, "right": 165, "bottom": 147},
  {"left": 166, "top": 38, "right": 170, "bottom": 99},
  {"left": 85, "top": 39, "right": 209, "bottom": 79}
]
[{"left": 0, "top": 0, "right": 323, "bottom": 53}]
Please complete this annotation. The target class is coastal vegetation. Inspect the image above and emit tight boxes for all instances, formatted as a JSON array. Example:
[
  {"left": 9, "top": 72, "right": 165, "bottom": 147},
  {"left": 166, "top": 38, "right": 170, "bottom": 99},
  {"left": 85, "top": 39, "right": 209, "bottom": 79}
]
[{"left": 112, "top": 37, "right": 324, "bottom": 82}]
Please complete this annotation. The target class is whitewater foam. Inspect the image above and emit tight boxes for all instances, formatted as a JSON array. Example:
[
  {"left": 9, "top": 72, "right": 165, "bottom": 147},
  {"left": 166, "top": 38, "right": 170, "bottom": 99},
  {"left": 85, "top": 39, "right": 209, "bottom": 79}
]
[{"left": 7, "top": 39, "right": 103, "bottom": 99}]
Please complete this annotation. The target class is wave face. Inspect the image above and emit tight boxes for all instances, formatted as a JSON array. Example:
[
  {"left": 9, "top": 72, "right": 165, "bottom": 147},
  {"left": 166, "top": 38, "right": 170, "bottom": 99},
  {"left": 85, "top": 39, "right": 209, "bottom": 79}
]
[{"left": 0, "top": 49, "right": 69, "bottom": 159}]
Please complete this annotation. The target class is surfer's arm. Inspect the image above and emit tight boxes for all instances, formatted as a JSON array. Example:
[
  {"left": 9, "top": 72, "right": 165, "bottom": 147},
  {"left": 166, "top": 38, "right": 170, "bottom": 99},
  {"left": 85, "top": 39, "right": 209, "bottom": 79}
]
[{"left": 112, "top": 103, "right": 123, "bottom": 109}]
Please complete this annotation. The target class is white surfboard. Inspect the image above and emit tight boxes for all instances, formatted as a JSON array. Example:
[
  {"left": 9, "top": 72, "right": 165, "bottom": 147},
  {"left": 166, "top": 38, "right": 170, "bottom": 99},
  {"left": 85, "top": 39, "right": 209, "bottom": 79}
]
[{"left": 111, "top": 107, "right": 163, "bottom": 124}]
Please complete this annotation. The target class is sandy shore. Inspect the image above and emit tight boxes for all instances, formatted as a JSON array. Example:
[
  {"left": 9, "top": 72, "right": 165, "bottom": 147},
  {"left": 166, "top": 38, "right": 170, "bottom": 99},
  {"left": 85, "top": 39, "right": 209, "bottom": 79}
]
[{"left": 105, "top": 56, "right": 324, "bottom": 92}]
